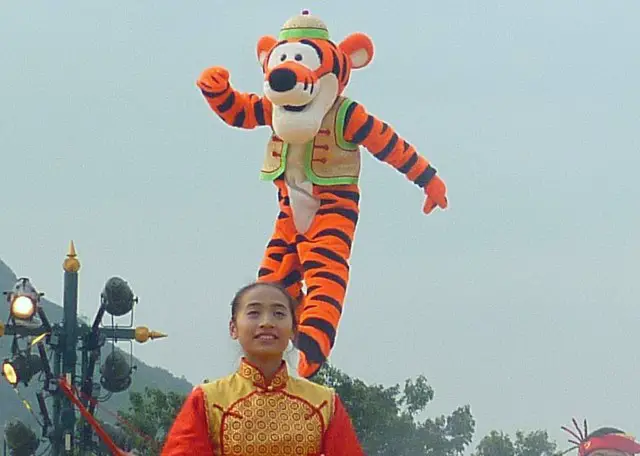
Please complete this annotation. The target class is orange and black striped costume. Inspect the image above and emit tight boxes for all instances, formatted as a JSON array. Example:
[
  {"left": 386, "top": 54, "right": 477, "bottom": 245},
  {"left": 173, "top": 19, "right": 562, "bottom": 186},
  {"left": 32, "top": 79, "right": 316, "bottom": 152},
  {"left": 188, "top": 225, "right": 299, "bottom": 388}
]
[{"left": 196, "top": 10, "right": 448, "bottom": 378}]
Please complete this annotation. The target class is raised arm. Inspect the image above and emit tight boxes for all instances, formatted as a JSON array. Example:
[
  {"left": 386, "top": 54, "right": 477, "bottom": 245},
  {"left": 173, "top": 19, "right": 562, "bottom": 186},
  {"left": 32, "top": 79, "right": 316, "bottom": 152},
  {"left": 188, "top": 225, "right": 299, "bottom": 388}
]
[
  {"left": 197, "top": 66, "right": 272, "bottom": 129},
  {"left": 342, "top": 101, "right": 448, "bottom": 214}
]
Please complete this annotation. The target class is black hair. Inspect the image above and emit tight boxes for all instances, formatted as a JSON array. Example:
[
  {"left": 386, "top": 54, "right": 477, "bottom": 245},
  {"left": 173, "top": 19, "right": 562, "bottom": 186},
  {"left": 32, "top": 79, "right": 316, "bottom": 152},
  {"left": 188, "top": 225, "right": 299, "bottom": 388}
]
[{"left": 230, "top": 281, "right": 298, "bottom": 330}]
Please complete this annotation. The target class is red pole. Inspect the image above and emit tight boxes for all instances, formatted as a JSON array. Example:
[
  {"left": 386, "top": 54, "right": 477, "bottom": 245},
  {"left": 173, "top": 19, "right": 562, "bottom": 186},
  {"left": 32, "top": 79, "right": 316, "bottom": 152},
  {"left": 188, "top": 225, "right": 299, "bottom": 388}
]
[{"left": 58, "top": 377, "right": 125, "bottom": 456}]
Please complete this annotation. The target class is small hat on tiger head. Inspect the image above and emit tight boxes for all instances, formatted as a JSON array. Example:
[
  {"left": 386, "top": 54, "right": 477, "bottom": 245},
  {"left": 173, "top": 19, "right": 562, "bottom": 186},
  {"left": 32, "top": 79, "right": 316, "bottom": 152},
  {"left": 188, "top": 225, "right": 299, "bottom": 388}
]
[{"left": 278, "top": 9, "right": 330, "bottom": 41}]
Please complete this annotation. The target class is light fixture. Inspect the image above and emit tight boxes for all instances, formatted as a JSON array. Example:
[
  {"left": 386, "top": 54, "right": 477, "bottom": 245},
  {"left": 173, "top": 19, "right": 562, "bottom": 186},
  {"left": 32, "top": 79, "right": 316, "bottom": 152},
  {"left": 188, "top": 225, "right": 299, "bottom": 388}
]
[
  {"left": 1, "top": 357, "right": 20, "bottom": 385},
  {"left": 101, "top": 277, "right": 136, "bottom": 317},
  {"left": 6, "top": 278, "right": 43, "bottom": 321},
  {"left": 100, "top": 350, "right": 132, "bottom": 393},
  {"left": 4, "top": 419, "right": 40, "bottom": 456},
  {"left": 1, "top": 353, "right": 43, "bottom": 387}
]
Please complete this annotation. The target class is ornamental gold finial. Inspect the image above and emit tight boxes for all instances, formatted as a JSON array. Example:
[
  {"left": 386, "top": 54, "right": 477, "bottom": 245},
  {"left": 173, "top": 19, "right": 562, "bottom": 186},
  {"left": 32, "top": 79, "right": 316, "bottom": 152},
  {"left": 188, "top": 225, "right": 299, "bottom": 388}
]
[
  {"left": 63, "top": 240, "right": 81, "bottom": 273},
  {"left": 134, "top": 326, "right": 168, "bottom": 343}
]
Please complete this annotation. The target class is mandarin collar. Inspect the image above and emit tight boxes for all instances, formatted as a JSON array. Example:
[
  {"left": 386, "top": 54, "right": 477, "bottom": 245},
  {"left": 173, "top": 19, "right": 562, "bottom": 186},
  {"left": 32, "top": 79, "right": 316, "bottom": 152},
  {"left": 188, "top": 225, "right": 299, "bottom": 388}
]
[{"left": 237, "top": 357, "right": 289, "bottom": 390}]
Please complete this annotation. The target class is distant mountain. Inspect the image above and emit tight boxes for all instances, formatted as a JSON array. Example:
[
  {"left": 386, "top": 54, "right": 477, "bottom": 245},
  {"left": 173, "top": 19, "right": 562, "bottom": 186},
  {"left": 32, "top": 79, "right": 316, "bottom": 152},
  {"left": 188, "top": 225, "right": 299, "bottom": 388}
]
[{"left": 0, "top": 258, "right": 192, "bottom": 449}]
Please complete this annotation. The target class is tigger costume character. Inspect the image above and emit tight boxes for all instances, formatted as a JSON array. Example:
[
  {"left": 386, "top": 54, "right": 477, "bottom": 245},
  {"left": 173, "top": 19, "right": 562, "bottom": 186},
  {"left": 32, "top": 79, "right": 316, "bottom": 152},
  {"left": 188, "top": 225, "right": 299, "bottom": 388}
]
[
  {"left": 561, "top": 418, "right": 640, "bottom": 456},
  {"left": 196, "top": 10, "right": 448, "bottom": 378}
]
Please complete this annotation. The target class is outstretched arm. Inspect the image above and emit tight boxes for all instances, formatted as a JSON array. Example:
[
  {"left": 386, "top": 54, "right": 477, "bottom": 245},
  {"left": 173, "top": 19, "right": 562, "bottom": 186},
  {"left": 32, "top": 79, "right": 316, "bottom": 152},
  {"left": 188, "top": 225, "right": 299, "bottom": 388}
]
[
  {"left": 197, "top": 66, "right": 272, "bottom": 129},
  {"left": 342, "top": 101, "right": 448, "bottom": 213},
  {"left": 343, "top": 101, "right": 436, "bottom": 187}
]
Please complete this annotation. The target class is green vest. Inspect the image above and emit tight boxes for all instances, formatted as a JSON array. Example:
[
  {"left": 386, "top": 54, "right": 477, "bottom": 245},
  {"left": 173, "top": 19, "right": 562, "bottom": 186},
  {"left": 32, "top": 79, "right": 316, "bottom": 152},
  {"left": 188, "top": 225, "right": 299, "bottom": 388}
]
[{"left": 260, "top": 97, "right": 360, "bottom": 186}]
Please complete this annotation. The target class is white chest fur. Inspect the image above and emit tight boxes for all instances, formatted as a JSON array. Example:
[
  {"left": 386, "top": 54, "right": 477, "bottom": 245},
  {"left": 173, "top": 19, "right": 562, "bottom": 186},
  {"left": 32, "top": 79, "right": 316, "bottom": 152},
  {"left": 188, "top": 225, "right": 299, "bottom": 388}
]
[{"left": 283, "top": 142, "right": 319, "bottom": 234}]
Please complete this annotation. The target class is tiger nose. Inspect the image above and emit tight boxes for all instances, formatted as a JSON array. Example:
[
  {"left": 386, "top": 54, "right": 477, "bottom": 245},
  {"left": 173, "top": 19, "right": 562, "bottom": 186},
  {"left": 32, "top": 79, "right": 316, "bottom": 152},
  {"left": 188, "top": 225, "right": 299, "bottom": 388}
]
[{"left": 268, "top": 68, "right": 297, "bottom": 92}]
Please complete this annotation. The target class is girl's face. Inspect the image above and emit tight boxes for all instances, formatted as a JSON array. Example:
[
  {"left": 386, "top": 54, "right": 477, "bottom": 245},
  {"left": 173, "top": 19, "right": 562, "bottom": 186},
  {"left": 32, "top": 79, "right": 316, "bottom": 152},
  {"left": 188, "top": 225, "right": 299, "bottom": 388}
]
[{"left": 230, "top": 285, "right": 295, "bottom": 360}]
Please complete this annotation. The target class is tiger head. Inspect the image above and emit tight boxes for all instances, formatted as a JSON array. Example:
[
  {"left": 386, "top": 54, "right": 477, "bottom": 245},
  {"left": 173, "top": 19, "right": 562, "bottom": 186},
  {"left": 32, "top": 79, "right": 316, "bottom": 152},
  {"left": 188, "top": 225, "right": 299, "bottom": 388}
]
[{"left": 256, "top": 10, "right": 374, "bottom": 144}]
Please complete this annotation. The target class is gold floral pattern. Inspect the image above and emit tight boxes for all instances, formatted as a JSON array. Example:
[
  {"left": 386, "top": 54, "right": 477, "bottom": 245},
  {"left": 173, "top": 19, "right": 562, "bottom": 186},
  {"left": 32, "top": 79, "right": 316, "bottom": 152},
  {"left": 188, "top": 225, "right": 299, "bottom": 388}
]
[
  {"left": 221, "top": 391, "right": 324, "bottom": 455},
  {"left": 201, "top": 358, "right": 334, "bottom": 455}
]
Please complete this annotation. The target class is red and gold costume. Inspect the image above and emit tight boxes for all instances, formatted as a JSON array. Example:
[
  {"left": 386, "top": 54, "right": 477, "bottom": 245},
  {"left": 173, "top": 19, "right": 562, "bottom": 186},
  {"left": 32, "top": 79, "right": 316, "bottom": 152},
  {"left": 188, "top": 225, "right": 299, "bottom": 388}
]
[
  {"left": 161, "top": 358, "right": 364, "bottom": 455},
  {"left": 562, "top": 419, "right": 640, "bottom": 456}
]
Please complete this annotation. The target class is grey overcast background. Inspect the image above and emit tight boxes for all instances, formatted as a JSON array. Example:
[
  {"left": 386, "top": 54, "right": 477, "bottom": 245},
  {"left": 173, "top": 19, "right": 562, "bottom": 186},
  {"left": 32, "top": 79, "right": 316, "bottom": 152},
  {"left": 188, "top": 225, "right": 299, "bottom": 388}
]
[{"left": 1, "top": 0, "right": 638, "bottom": 451}]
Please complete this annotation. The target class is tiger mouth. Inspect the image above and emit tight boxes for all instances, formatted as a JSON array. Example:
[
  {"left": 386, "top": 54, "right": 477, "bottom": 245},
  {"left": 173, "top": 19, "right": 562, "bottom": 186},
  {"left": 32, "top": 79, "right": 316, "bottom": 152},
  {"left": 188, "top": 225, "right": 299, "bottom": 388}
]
[{"left": 283, "top": 104, "right": 308, "bottom": 112}]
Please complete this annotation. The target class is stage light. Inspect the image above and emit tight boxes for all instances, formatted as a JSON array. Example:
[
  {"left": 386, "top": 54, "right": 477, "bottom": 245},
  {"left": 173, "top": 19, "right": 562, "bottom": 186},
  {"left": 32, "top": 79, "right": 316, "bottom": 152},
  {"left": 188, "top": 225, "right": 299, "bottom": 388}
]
[
  {"left": 101, "top": 277, "right": 136, "bottom": 317},
  {"left": 1, "top": 353, "right": 43, "bottom": 387},
  {"left": 6, "top": 278, "right": 42, "bottom": 321},
  {"left": 11, "top": 296, "right": 35, "bottom": 320},
  {"left": 0, "top": 242, "right": 168, "bottom": 453},
  {"left": 4, "top": 419, "right": 40, "bottom": 455},
  {"left": 1, "top": 358, "right": 19, "bottom": 385},
  {"left": 100, "top": 351, "right": 132, "bottom": 393}
]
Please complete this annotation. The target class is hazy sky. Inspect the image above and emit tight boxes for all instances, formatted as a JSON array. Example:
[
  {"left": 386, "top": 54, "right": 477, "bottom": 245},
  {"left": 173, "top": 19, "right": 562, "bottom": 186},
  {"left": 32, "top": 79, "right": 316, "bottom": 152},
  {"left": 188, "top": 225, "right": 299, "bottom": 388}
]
[{"left": 1, "top": 0, "right": 639, "bottom": 452}]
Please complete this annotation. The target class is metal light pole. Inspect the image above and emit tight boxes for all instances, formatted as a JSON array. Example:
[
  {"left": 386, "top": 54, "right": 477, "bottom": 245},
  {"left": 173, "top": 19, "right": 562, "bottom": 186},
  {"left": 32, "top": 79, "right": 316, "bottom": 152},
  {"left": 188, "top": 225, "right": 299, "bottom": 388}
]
[
  {"left": 0, "top": 241, "right": 167, "bottom": 455},
  {"left": 58, "top": 240, "right": 80, "bottom": 454}
]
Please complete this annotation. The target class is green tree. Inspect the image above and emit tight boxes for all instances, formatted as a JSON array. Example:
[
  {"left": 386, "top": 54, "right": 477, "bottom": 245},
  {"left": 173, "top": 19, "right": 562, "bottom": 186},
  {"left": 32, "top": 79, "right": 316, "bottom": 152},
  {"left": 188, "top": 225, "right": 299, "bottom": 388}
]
[
  {"left": 311, "top": 364, "right": 476, "bottom": 455},
  {"left": 473, "top": 429, "right": 559, "bottom": 456},
  {"left": 116, "top": 387, "right": 187, "bottom": 456},
  {"left": 473, "top": 430, "right": 515, "bottom": 456}
]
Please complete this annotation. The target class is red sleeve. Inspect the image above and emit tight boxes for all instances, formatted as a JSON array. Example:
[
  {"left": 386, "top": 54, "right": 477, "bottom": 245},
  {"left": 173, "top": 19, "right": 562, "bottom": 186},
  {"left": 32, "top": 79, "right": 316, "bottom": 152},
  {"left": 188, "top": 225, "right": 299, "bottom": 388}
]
[
  {"left": 322, "top": 394, "right": 365, "bottom": 456},
  {"left": 161, "top": 387, "right": 215, "bottom": 455}
]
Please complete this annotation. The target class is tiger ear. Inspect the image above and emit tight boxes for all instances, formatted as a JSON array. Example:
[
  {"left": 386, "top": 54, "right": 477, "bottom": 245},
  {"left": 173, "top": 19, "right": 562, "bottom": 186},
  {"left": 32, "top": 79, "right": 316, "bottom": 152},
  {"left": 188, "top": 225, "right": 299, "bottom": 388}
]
[
  {"left": 257, "top": 35, "right": 278, "bottom": 66},
  {"left": 339, "top": 32, "right": 374, "bottom": 69}
]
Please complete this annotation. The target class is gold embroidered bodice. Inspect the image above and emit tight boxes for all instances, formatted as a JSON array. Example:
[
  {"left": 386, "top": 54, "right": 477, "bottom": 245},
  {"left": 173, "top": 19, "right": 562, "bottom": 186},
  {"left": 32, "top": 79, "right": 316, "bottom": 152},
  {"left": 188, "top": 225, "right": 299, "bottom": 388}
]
[{"left": 199, "top": 358, "right": 335, "bottom": 455}]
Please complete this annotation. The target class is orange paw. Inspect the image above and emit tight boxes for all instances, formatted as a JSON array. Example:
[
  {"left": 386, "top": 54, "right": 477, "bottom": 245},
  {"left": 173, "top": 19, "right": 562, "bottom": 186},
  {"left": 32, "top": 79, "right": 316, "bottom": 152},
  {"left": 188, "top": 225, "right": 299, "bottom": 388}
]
[
  {"left": 423, "top": 175, "right": 448, "bottom": 214},
  {"left": 197, "top": 66, "right": 230, "bottom": 94}
]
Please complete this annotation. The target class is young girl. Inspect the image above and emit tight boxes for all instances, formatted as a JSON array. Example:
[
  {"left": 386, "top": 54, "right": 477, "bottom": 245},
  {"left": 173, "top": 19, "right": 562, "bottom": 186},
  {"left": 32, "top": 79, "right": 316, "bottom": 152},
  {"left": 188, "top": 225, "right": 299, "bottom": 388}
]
[{"left": 161, "top": 281, "right": 365, "bottom": 455}]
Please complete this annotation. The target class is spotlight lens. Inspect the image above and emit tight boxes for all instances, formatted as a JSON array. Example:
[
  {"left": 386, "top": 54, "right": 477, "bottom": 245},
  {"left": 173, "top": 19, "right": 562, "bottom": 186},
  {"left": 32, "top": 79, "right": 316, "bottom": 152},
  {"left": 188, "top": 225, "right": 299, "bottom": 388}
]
[
  {"left": 11, "top": 296, "right": 36, "bottom": 320},
  {"left": 102, "top": 277, "right": 135, "bottom": 316},
  {"left": 2, "top": 361, "right": 17, "bottom": 386},
  {"left": 100, "top": 351, "right": 132, "bottom": 393}
]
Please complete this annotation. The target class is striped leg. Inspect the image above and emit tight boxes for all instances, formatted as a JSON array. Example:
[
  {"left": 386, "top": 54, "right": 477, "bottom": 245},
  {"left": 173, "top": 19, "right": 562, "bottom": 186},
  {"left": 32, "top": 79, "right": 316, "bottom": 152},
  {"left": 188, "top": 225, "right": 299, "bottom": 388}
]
[
  {"left": 294, "top": 185, "right": 360, "bottom": 378},
  {"left": 257, "top": 180, "right": 304, "bottom": 305}
]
